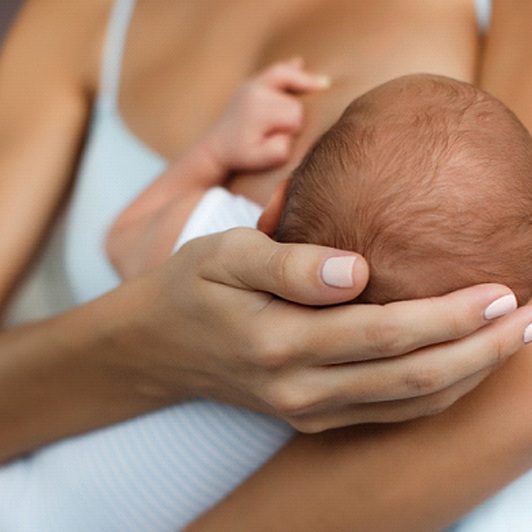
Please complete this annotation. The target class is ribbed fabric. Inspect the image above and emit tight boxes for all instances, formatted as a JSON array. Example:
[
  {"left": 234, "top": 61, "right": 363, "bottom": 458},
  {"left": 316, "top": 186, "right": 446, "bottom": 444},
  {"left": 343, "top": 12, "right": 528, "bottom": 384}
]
[
  {"left": 173, "top": 187, "right": 262, "bottom": 253},
  {"left": 0, "top": 403, "right": 294, "bottom": 531}
]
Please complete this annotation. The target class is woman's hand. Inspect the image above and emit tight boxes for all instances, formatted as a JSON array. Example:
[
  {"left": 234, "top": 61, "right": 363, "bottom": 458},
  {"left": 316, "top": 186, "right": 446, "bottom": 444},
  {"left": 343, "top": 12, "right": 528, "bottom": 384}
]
[
  {"left": 127, "top": 227, "right": 532, "bottom": 432},
  {"left": 7, "top": 227, "right": 528, "bottom": 463}
]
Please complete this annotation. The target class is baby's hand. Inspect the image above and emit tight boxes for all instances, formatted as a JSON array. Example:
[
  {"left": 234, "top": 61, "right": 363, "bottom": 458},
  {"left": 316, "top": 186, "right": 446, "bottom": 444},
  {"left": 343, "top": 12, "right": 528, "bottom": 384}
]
[{"left": 205, "top": 58, "right": 330, "bottom": 172}]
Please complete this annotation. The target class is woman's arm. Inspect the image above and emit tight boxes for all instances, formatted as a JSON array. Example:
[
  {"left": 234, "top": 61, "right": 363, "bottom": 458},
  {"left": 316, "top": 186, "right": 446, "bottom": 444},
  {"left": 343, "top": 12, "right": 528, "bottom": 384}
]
[
  {"left": 479, "top": 0, "right": 532, "bottom": 132},
  {"left": 187, "top": 343, "right": 532, "bottom": 532},
  {"left": 0, "top": 0, "right": 98, "bottom": 305},
  {"left": 5, "top": 224, "right": 532, "bottom": 463},
  {"left": 0, "top": 0, "right": 141, "bottom": 461}
]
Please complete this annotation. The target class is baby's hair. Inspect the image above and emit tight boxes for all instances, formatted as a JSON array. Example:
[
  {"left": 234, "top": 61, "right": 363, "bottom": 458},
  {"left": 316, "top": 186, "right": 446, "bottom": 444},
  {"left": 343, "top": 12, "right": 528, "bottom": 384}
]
[{"left": 276, "top": 74, "right": 532, "bottom": 304}]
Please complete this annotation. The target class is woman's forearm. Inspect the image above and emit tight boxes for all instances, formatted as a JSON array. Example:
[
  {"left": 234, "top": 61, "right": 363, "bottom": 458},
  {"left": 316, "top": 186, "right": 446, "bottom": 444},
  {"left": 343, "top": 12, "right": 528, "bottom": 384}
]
[
  {"left": 0, "top": 276, "right": 180, "bottom": 463},
  {"left": 188, "top": 345, "right": 532, "bottom": 532}
]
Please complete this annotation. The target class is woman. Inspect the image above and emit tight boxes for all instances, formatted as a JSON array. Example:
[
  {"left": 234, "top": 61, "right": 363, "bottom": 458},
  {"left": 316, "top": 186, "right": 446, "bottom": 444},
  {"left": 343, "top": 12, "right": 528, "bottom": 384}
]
[{"left": 0, "top": 0, "right": 530, "bottom": 529}]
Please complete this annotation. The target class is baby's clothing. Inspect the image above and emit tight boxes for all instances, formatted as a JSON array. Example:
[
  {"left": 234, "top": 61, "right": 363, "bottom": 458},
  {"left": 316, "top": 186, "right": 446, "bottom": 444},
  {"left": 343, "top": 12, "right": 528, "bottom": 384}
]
[{"left": 173, "top": 188, "right": 262, "bottom": 252}]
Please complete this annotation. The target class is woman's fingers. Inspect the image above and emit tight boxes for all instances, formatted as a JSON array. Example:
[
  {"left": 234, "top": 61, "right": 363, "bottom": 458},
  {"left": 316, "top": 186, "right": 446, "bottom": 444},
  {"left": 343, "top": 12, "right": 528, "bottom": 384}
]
[
  {"left": 250, "top": 304, "right": 532, "bottom": 431},
  {"left": 294, "top": 301, "right": 532, "bottom": 402},
  {"left": 288, "top": 369, "right": 492, "bottom": 432},
  {"left": 273, "top": 285, "right": 521, "bottom": 366}
]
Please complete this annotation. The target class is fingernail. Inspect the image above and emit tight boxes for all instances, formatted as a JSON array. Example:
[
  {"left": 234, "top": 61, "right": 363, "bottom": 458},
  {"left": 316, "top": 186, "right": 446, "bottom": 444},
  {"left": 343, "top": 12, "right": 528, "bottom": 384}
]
[
  {"left": 524, "top": 324, "right": 532, "bottom": 344},
  {"left": 483, "top": 294, "right": 518, "bottom": 320},
  {"left": 321, "top": 256, "right": 356, "bottom": 288},
  {"left": 316, "top": 75, "right": 331, "bottom": 88}
]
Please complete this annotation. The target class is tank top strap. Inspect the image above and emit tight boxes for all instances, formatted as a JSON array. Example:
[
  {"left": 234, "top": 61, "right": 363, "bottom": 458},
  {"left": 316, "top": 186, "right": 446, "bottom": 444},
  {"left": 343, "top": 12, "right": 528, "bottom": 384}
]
[
  {"left": 99, "top": 0, "right": 137, "bottom": 108},
  {"left": 474, "top": 0, "right": 492, "bottom": 34}
]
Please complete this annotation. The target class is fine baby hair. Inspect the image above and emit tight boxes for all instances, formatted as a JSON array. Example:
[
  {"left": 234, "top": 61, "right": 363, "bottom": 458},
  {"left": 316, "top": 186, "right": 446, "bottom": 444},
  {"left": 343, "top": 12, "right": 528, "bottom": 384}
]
[{"left": 276, "top": 74, "right": 532, "bottom": 305}]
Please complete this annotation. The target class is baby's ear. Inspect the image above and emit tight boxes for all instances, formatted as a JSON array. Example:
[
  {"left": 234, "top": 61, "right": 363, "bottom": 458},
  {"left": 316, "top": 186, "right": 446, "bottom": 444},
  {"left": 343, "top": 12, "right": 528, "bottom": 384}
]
[{"left": 257, "top": 179, "right": 289, "bottom": 236}]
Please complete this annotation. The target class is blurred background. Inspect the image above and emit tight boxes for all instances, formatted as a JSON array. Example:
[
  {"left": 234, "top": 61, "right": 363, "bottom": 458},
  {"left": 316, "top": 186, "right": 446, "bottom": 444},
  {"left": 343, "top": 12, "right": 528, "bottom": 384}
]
[{"left": 0, "top": 0, "right": 21, "bottom": 44}]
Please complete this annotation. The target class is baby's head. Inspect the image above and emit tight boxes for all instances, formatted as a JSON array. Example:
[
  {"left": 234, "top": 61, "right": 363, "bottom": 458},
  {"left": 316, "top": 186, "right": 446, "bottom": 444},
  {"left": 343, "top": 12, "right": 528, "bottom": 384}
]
[{"left": 274, "top": 74, "right": 532, "bottom": 304}]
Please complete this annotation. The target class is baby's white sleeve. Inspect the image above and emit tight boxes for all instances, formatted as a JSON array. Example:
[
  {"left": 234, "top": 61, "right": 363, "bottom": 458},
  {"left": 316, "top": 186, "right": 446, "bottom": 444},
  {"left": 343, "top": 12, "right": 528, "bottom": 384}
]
[{"left": 172, "top": 187, "right": 263, "bottom": 253}]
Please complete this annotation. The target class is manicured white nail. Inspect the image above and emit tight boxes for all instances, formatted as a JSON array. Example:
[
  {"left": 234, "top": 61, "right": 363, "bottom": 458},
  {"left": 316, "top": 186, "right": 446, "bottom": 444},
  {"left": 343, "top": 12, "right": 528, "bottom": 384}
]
[
  {"left": 524, "top": 324, "right": 532, "bottom": 344},
  {"left": 483, "top": 294, "right": 518, "bottom": 320},
  {"left": 317, "top": 75, "right": 331, "bottom": 88},
  {"left": 321, "top": 256, "right": 356, "bottom": 288}
]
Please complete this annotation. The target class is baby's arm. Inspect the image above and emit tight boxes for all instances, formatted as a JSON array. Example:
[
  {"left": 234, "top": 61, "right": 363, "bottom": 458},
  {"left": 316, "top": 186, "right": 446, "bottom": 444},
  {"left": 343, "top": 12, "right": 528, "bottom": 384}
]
[{"left": 107, "top": 59, "right": 329, "bottom": 280}]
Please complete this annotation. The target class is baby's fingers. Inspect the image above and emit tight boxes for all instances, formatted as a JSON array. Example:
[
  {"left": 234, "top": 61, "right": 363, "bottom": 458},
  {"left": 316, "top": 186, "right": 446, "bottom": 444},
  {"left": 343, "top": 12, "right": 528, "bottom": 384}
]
[
  {"left": 247, "top": 133, "right": 293, "bottom": 167},
  {"left": 259, "top": 57, "right": 331, "bottom": 94}
]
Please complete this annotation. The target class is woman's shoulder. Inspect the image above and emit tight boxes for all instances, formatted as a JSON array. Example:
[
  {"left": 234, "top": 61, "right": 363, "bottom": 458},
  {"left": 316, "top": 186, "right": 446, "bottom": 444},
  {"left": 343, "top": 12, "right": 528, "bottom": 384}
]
[{"left": 2, "top": 0, "right": 114, "bottom": 95}]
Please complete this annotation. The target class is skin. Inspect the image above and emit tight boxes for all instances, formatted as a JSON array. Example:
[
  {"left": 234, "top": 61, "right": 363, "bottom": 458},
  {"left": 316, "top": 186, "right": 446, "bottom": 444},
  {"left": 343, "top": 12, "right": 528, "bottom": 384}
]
[
  {"left": 0, "top": 1, "right": 532, "bottom": 528},
  {"left": 479, "top": 0, "right": 532, "bottom": 132},
  {"left": 186, "top": 344, "right": 532, "bottom": 531},
  {"left": 109, "top": 95, "right": 532, "bottom": 530}
]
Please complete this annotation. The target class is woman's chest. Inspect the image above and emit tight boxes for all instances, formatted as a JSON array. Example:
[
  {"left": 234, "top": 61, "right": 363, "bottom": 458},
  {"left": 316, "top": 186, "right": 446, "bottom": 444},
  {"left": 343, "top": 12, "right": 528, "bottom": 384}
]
[
  {"left": 115, "top": 0, "right": 392, "bottom": 159},
  {"left": 114, "top": 0, "right": 478, "bottom": 161}
]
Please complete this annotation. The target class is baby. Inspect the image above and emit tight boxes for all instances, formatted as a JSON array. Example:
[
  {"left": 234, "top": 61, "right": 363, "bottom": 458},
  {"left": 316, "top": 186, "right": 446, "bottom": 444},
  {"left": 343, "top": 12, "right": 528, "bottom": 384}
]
[
  {"left": 110, "top": 72, "right": 532, "bottom": 307},
  {"left": 107, "top": 57, "right": 331, "bottom": 279}
]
